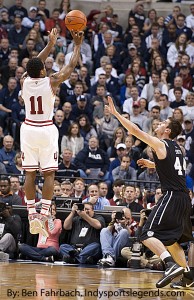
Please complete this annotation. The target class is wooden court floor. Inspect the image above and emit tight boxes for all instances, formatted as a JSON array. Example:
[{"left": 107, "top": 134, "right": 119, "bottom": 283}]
[{"left": 0, "top": 262, "right": 194, "bottom": 300}]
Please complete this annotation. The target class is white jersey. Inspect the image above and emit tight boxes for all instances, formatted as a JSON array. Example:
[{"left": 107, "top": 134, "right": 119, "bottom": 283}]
[{"left": 22, "top": 76, "right": 55, "bottom": 126}]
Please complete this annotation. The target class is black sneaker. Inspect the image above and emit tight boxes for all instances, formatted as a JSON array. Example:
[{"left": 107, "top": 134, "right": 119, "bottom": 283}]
[
  {"left": 63, "top": 255, "right": 77, "bottom": 264},
  {"left": 156, "top": 262, "right": 184, "bottom": 288},
  {"left": 170, "top": 275, "right": 194, "bottom": 289}
]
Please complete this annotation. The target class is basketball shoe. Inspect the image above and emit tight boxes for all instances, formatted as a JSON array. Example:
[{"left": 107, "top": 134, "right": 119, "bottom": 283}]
[
  {"left": 156, "top": 262, "right": 184, "bottom": 288},
  {"left": 170, "top": 275, "right": 194, "bottom": 289},
  {"left": 28, "top": 213, "right": 49, "bottom": 237},
  {"left": 98, "top": 254, "right": 115, "bottom": 267}
]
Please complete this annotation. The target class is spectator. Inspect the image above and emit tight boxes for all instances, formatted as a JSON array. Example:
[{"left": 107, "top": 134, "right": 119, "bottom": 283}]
[
  {"left": 78, "top": 66, "right": 91, "bottom": 94},
  {"left": 108, "top": 143, "right": 127, "bottom": 183},
  {"left": 37, "top": 0, "right": 50, "bottom": 20},
  {"left": 94, "top": 56, "right": 117, "bottom": 83},
  {"left": 128, "top": 1, "right": 145, "bottom": 31},
  {"left": 10, "top": 176, "right": 25, "bottom": 205},
  {"left": 74, "top": 136, "right": 109, "bottom": 181},
  {"left": 186, "top": 4, "right": 194, "bottom": 30},
  {"left": 8, "top": 17, "right": 28, "bottom": 50},
  {"left": 58, "top": 0, "right": 71, "bottom": 20},
  {"left": 143, "top": 105, "right": 161, "bottom": 133},
  {"left": 77, "top": 114, "right": 97, "bottom": 146},
  {"left": 0, "top": 77, "right": 19, "bottom": 130},
  {"left": 53, "top": 109, "right": 67, "bottom": 153},
  {"left": 18, "top": 38, "right": 36, "bottom": 63},
  {"left": 8, "top": 152, "right": 24, "bottom": 178},
  {"left": 98, "top": 182, "right": 110, "bottom": 203},
  {"left": 0, "top": 201, "right": 22, "bottom": 259},
  {"left": 112, "top": 155, "right": 137, "bottom": 181},
  {"left": 19, "top": 202, "right": 62, "bottom": 262},
  {"left": 60, "top": 180, "right": 73, "bottom": 198},
  {"left": 72, "top": 178, "right": 85, "bottom": 199},
  {"left": 123, "top": 185, "right": 144, "bottom": 213},
  {"left": 59, "top": 71, "right": 78, "bottom": 104},
  {"left": 56, "top": 148, "right": 80, "bottom": 182},
  {"left": 52, "top": 52, "right": 65, "bottom": 72},
  {"left": 11, "top": 90, "right": 25, "bottom": 148},
  {"left": 61, "top": 122, "right": 84, "bottom": 158},
  {"left": 138, "top": 167, "right": 160, "bottom": 193},
  {"left": 175, "top": 13, "right": 192, "bottom": 41},
  {"left": 45, "top": 8, "right": 66, "bottom": 37},
  {"left": 168, "top": 76, "right": 189, "bottom": 102},
  {"left": 22, "top": 28, "right": 45, "bottom": 52},
  {"left": 170, "top": 87, "right": 186, "bottom": 109},
  {"left": 98, "top": 207, "right": 138, "bottom": 267},
  {"left": 109, "top": 179, "right": 125, "bottom": 206},
  {"left": 141, "top": 71, "right": 168, "bottom": 103},
  {"left": 180, "top": 93, "right": 194, "bottom": 121},
  {"left": 123, "top": 86, "right": 140, "bottom": 115},
  {"left": 9, "top": 0, "right": 28, "bottom": 21},
  {"left": 21, "top": 6, "right": 45, "bottom": 33},
  {"left": 45, "top": 57, "right": 55, "bottom": 77},
  {"left": 83, "top": 183, "right": 110, "bottom": 210},
  {"left": 0, "top": 10, "right": 14, "bottom": 33},
  {"left": 0, "top": 135, "right": 16, "bottom": 173},
  {"left": 130, "top": 101, "right": 147, "bottom": 130},
  {"left": 0, "top": 176, "right": 22, "bottom": 205},
  {"left": 159, "top": 94, "right": 173, "bottom": 121},
  {"left": 95, "top": 106, "right": 119, "bottom": 149},
  {"left": 60, "top": 202, "right": 105, "bottom": 264}
]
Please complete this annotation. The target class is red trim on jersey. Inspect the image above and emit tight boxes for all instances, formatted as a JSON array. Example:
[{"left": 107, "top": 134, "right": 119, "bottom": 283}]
[
  {"left": 42, "top": 167, "right": 58, "bottom": 172},
  {"left": 24, "top": 118, "right": 53, "bottom": 126}
]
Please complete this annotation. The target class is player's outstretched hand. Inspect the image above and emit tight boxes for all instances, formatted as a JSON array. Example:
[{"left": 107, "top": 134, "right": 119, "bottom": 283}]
[
  {"left": 48, "top": 28, "right": 58, "bottom": 45},
  {"left": 105, "top": 96, "right": 118, "bottom": 116},
  {"left": 71, "top": 30, "right": 84, "bottom": 45},
  {"left": 137, "top": 158, "right": 155, "bottom": 169}
]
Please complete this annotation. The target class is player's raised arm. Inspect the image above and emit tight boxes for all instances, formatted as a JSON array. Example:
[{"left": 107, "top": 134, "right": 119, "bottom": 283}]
[
  {"left": 106, "top": 96, "right": 165, "bottom": 156},
  {"left": 51, "top": 30, "right": 84, "bottom": 87},
  {"left": 37, "top": 28, "right": 58, "bottom": 63}
]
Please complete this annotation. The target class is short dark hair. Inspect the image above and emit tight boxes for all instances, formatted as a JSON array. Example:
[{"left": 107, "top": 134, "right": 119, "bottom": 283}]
[
  {"left": 26, "top": 57, "right": 44, "bottom": 78},
  {"left": 167, "top": 118, "right": 182, "bottom": 139},
  {"left": 0, "top": 176, "right": 11, "bottom": 185}
]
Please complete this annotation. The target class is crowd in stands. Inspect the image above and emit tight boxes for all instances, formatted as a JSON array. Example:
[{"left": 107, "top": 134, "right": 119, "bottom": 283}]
[{"left": 0, "top": 0, "right": 194, "bottom": 265}]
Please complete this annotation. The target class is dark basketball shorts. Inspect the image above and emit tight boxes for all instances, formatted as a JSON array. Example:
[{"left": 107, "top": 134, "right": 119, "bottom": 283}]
[{"left": 140, "top": 190, "right": 194, "bottom": 246}]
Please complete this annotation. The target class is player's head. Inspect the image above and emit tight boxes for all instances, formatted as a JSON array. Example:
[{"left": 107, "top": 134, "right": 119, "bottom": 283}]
[
  {"left": 166, "top": 118, "right": 182, "bottom": 139},
  {"left": 26, "top": 57, "right": 45, "bottom": 78}
]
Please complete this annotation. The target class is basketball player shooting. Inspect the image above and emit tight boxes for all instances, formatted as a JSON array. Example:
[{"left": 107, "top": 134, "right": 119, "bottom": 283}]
[
  {"left": 106, "top": 96, "right": 194, "bottom": 289},
  {"left": 20, "top": 28, "right": 84, "bottom": 237}
]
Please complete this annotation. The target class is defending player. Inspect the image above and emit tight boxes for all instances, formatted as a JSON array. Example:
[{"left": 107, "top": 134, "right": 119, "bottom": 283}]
[
  {"left": 106, "top": 96, "right": 194, "bottom": 289},
  {"left": 20, "top": 28, "right": 84, "bottom": 237}
]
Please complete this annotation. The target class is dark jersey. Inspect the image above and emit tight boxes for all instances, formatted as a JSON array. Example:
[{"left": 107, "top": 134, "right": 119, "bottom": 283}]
[{"left": 152, "top": 139, "right": 188, "bottom": 193}]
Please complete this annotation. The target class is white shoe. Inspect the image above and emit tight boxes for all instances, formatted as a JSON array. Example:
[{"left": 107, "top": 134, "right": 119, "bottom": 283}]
[
  {"left": 98, "top": 254, "right": 115, "bottom": 267},
  {"left": 29, "top": 214, "right": 49, "bottom": 237},
  {"left": 0, "top": 251, "right": 9, "bottom": 261}
]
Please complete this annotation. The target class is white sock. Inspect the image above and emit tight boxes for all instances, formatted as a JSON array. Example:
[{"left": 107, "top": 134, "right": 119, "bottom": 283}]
[
  {"left": 160, "top": 250, "right": 171, "bottom": 261},
  {"left": 27, "top": 199, "right": 36, "bottom": 215},
  {"left": 40, "top": 199, "right": 51, "bottom": 216}
]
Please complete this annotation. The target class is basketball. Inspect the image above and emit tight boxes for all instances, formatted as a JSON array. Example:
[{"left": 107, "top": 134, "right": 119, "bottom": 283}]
[{"left": 65, "top": 10, "right": 87, "bottom": 31}]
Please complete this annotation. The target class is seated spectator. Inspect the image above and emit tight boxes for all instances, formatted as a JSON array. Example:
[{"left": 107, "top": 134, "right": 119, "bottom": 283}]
[
  {"left": 0, "top": 175, "right": 22, "bottom": 206},
  {"left": 0, "top": 201, "right": 22, "bottom": 259},
  {"left": 78, "top": 66, "right": 91, "bottom": 94},
  {"left": 59, "top": 202, "right": 105, "bottom": 264},
  {"left": 98, "top": 208, "right": 138, "bottom": 267},
  {"left": 10, "top": 176, "right": 25, "bottom": 205},
  {"left": 147, "top": 186, "right": 163, "bottom": 209},
  {"left": 8, "top": 17, "right": 28, "bottom": 50},
  {"left": 59, "top": 71, "right": 79, "bottom": 105},
  {"left": 112, "top": 155, "right": 137, "bottom": 182},
  {"left": 56, "top": 148, "right": 80, "bottom": 182},
  {"left": 83, "top": 183, "right": 110, "bottom": 210},
  {"left": 0, "top": 10, "right": 14, "bottom": 33},
  {"left": 11, "top": 90, "right": 25, "bottom": 148},
  {"left": 126, "top": 61, "right": 146, "bottom": 94},
  {"left": 138, "top": 166, "right": 159, "bottom": 193},
  {"left": 22, "top": 28, "right": 45, "bottom": 52},
  {"left": 109, "top": 179, "right": 125, "bottom": 206},
  {"left": 67, "top": 39, "right": 93, "bottom": 75},
  {"left": 130, "top": 101, "right": 147, "bottom": 130},
  {"left": 125, "top": 135, "right": 141, "bottom": 166},
  {"left": 95, "top": 106, "right": 119, "bottom": 150},
  {"left": 0, "top": 162, "right": 6, "bottom": 174},
  {"left": 60, "top": 180, "right": 73, "bottom": 198},
  {"left": 123, "top": 185, "right": 144, "bottom": 213},
  {"left": 105, "top": 44, "right": 122, "bottom": 75},
  {"left": 167, "top": 33, "right": 194, "bottom": 68},
  {"left": 94, "top": 56, "right": 118, "bottom": 82},
  {"left": 143, "top": 105, "right": 161, "bottom": 133},
  {"left": 180, "top": 93, "right": 194, "bottom": 121},
  {"left": 107, "top": 127, "right": 126, "bottom": 160},
  {"left": 140, "top": 71, "right": 168, "bottom": 103},
  {"left": 45, "top": 8, "right": 66, "bottom": 37},
  {"left": 119, "top": 74, "right": 136, "bottom": 106},
  {"left": 21, "top": 6, "right": 45, "bottom": 32},
  {"left": 98, "top": 182, "right": 110, "bottom": 204},
  {"left": 77, "top": 114, "right": 97, "bottom": 146},
  {"left": 71, "top": 94, "right": 93, "bottom": 124},
  {"left": 148, "top": 118, "right": 160, "bottom": 137},
  {"left": 61, "top": 122, "right": 84, "bottom": 158},
  {"left": 19, "top": 202, "right": 62, "bottom": 262},
  {"left": 0, "top": 77, "right": 19, "bottom": 130},
  {"left": 123, "top": 86, "right": 140, "bottom": 115},
  {"left": 0, "top": 135, "right": 16, "bottom": 173},
  {"left": 8, "top": 0, "right": 28, "bottom": 21},
  {"left": 159, "top": 94, "right": 173, "bottom": 121},
  {"left": 52, "top": 52, "right": 65, "bottom": 72},
  {"left": 170, "top": 87, "right": 186, "bottom": 109},
  {"left": 108, "top": 143, "right": 128, "bottom": 183},
  {"left": 72, "top": 178, "right": 85, "bottom": 199},
  {"left": 74, "top": 136, "right": 109, "bottom": 181}
]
